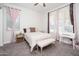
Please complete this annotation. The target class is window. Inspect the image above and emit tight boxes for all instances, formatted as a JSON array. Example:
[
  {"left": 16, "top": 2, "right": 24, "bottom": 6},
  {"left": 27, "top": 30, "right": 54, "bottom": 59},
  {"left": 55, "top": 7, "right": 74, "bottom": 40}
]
[
  {"left": 49, "top": 5, "right": 73, "bottom": 34},
  {"left": 58, "top": 6, "right": 73, "bottom": 33}
]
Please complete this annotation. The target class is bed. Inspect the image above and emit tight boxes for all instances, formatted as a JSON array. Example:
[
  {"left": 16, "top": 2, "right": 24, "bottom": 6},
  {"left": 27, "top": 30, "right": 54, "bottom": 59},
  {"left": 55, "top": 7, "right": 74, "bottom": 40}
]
[{"left": 23, "top": 27, "right": 56, "bottom": 52}]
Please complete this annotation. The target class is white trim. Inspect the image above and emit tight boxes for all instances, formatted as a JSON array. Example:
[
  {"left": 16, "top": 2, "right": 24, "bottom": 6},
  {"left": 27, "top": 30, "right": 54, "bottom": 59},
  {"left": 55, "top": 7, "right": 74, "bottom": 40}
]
[{"left": 49, "top": 3, "right": 70, "bottom": 13}]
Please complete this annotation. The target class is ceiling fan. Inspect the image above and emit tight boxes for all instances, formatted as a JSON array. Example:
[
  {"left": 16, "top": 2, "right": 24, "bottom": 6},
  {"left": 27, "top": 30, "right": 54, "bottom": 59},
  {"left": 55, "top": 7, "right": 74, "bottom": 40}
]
[{"left": 34, "top": 3, "right": 46, "bottom": 7}]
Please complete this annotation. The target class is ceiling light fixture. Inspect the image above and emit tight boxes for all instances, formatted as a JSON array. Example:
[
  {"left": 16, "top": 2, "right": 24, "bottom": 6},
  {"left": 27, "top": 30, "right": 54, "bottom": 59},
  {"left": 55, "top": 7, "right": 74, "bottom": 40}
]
[{"left": 34, "top": 3, "right": 46, "bottom": 7}]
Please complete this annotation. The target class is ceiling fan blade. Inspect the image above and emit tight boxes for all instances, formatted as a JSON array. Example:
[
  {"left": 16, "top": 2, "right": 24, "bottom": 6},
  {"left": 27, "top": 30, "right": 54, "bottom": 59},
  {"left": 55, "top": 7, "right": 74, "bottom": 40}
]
[
  {"left": 34, "top": 3, "right": 39, "bottom": 6},
  {"left": 43, "top": 3, "right": 46, "bottom": 7}
]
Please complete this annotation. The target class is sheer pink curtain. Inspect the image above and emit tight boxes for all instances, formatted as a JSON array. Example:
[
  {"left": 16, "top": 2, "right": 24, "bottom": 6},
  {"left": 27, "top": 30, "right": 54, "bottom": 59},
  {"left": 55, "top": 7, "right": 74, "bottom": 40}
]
[
  {"left": 7, "top": 7, "right": 20, "bottom": 42},
  {"left": 10, "top": 8, "right": 20, "bottom": 22}
]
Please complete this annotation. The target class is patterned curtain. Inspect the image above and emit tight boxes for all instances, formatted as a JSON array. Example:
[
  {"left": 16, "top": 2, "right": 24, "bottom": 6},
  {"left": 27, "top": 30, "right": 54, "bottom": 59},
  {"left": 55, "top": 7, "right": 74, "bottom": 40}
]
[
  {"left": 70, "top": 3, "right": 74, "bottom": 33},
  {"left": 6, "top": 7, "right": 20, "bottom": 30}
]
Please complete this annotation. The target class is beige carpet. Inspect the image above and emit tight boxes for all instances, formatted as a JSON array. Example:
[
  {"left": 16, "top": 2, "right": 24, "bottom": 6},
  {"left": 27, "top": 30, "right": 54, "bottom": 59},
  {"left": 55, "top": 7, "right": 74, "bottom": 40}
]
[{"left": 0, "top": 41, "right": 79, "bottom": 56}]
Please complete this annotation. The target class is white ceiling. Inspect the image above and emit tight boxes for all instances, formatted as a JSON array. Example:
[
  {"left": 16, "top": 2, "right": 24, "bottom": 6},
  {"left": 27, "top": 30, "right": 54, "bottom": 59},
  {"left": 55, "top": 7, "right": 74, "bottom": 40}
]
[{"left": 7, "top": 3, "right": 68, "bottom": 13}]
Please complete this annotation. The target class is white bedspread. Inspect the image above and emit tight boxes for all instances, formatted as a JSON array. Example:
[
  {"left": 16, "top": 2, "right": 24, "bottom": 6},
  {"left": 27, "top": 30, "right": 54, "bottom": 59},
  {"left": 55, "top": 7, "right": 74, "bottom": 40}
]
[{"left": 24, "top": 32, "right": 52, "bottom": 51}]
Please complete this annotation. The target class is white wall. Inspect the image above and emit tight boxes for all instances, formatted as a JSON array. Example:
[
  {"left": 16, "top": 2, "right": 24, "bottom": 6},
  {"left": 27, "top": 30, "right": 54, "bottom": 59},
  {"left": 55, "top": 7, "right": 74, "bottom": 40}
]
[
  {"left": 42, "top": 12, "right": 48, "bottom": 32},
  {"left": 20, "top": 7, "right": 43, "bottom": 31},
  {"left": 2, "top": 4, "right": 43, "bottom": 44}
]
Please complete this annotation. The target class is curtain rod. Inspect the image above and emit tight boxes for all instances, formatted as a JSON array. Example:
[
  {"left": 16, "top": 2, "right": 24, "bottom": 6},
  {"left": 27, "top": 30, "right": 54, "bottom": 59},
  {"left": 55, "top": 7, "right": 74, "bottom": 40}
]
[
  {"left": 1, "top": 4, "right": 21, "bottom": 11},
  {"left": 48, "top": 4, "right": 70, "bottom": 13}
]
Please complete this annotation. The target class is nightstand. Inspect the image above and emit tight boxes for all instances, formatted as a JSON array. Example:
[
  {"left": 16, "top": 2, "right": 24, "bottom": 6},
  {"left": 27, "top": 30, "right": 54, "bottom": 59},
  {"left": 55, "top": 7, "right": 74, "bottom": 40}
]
[{"left": 16, "top": 33, "right": 24, "bottom": 43}]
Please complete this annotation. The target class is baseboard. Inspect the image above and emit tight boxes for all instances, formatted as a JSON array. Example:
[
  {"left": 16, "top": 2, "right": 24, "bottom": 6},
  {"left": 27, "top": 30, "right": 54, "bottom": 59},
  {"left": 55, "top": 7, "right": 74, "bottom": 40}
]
[
  {"left": 3, "top": 41, "right": 11, "bottom": 44},
  {"left": 0, "top": 44, "right": 4, "bottom": 47}
]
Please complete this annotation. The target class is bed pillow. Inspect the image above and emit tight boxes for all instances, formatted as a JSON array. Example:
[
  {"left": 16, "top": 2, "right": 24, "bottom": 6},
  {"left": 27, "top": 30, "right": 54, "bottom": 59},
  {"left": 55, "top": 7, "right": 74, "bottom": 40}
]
[{"left": 30, "top": 27, "right": 36, "bottom": 32}]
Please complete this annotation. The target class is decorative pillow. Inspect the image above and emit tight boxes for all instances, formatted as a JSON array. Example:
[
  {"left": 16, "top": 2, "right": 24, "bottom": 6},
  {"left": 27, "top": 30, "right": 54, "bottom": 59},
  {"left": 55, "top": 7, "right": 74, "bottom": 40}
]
[
  {"left": 30, "top": 27, "right": 36, "bottom": 32},
  {"left": 23, "top": 28, "right": 27, "bottom": 33}
]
